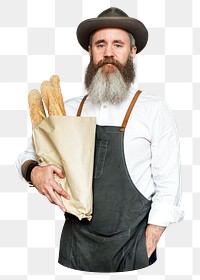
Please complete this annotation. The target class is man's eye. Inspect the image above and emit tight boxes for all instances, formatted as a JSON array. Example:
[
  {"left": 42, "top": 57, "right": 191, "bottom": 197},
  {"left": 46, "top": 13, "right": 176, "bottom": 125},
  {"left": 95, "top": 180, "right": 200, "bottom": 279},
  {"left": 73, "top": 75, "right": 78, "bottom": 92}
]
[
  {"left": 115, "top": 44, "right": 122, "bottom": 48},
  {"left": 97, "top": 44, "right": 105, "bottom": 48}
]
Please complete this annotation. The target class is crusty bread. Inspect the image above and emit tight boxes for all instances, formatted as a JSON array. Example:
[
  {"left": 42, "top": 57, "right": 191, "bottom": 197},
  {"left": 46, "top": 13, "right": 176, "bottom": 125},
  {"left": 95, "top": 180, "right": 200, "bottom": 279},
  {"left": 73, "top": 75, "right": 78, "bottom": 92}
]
[
  {"left": 40, "top": 80, "right": 63, "bottom": 116},
  {"left": 29, "top": 75, "right": 65, "bottom": 123},
  {"left": 50, "top": 75, "right": 66, "bottom": 116},
  {"left": 40, "top": 80, "right": 50, "bottom": 113},
  {"left": 28, "top": 89, "right": 46, "bottom": 126}
]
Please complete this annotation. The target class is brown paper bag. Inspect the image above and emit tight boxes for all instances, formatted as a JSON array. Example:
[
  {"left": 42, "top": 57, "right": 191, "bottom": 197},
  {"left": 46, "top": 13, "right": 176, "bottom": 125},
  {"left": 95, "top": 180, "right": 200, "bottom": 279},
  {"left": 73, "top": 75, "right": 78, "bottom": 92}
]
[{"left": 32, "top": 115, "right": 96, "bottom": 221}]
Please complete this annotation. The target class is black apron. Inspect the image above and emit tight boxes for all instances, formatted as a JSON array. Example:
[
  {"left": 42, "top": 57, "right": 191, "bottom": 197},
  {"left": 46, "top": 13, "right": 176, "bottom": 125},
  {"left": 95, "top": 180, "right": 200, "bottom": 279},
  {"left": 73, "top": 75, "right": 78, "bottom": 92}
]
[{"left": 58, "top": 90, "right": 157, "bottom": 272}]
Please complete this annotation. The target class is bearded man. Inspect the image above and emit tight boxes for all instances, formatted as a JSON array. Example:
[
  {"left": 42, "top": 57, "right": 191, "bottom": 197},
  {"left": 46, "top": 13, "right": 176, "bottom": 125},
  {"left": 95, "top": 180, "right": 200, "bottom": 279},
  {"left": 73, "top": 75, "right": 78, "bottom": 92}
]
[{"left": 16, "top": 7, "right": 184, "bottom": 272}]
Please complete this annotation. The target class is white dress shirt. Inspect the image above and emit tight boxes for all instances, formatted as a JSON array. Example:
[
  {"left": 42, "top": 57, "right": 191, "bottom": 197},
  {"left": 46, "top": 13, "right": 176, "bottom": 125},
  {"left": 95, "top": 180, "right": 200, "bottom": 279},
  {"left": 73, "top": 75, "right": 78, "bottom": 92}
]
[{"left": 16, "top": 84, "right": 184, "bottom": 227}]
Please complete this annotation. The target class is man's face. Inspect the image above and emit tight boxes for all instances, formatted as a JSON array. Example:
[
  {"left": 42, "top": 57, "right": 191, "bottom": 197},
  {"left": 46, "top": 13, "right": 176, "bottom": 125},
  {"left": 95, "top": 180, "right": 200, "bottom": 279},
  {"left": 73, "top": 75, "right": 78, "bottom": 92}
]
[
  {"left": 85, "top": 28, "right": 137, "bottom": 105},
  {"left": 89, "top": 28, "right": 137, "bottom": 69}
]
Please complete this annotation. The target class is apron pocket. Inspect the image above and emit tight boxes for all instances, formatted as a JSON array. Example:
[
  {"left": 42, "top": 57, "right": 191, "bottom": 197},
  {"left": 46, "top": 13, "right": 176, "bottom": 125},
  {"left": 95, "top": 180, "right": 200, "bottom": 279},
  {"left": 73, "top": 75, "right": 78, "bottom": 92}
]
[
  {"left": 133, "top": 231, "right": 149, "bottom": 269},
  {"left": 118, "top": 230, "right": 149, "bottom": 271},
  {"left": 93, "top": 140, "right": 108, "bottom": 179}
]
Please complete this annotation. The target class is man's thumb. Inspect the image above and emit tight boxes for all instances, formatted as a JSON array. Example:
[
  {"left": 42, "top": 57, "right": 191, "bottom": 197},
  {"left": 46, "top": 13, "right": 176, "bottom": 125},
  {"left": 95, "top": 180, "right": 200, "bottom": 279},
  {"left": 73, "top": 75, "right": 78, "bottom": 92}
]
[{"left": 51, "top": 165, "right": 65, "bottom": 179}]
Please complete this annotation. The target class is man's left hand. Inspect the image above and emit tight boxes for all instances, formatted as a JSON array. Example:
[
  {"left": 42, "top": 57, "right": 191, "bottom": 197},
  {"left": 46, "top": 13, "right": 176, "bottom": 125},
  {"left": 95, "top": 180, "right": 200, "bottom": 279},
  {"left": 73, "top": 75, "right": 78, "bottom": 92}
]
[{"left": 145, "top": 224, "right": 166, "bottom": 258}]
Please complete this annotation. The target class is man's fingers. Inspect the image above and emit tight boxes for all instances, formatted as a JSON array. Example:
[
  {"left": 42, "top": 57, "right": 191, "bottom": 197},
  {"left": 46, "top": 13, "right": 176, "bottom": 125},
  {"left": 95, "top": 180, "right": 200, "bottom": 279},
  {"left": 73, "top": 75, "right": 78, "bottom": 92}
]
[
  {"left": 55, "top": 185, "right": 70, "bottom": 200},
  {"left": 30, "top": 163, "right": 70, "bottom": 212},
  {"left": 48, "top": 188, "right": 67, "bottom": 212},
  {"left": 45, "top": 192, "right": 54, "bottom": 204},
  {"left": 50, "top": 178, "right": 70, "bottom": 200}
]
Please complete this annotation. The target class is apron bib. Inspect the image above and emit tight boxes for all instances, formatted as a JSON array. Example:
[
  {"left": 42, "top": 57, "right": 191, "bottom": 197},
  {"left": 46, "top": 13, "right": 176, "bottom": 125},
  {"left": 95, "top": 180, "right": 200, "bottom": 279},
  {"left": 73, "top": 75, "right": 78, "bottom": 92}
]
[{"left": 58, "top": 90, "right": 157, "bottom": 272}]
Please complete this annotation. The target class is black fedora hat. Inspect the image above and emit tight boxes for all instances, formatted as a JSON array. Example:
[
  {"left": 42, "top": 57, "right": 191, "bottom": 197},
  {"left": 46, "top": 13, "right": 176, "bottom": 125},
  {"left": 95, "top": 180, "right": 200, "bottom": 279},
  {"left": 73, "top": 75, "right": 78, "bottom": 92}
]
[{"left": 76, "top": 7, "right": 148, "bottom": 53}]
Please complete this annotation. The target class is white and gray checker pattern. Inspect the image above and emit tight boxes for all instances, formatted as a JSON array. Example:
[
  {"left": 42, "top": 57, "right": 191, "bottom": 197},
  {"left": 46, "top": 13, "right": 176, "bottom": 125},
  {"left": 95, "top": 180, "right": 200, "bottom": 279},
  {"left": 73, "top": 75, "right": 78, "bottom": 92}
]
[{"left": 0, "top": 0, "right": 199, "bottom": 279}]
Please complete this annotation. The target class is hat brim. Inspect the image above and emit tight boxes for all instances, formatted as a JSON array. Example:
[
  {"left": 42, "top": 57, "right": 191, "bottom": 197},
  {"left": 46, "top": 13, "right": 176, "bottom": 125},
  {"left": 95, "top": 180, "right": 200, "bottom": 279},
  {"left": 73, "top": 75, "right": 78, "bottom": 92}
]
[{"left": 76, "top": 17, "right": 148, "bottom": 53}]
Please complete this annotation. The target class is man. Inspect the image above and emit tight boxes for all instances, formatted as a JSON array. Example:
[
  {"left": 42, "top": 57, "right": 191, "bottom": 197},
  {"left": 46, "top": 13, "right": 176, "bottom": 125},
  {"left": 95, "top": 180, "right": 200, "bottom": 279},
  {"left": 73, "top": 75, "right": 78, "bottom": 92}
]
[{"left": 16, "top": 7, "right": 184, "bottom": 272}]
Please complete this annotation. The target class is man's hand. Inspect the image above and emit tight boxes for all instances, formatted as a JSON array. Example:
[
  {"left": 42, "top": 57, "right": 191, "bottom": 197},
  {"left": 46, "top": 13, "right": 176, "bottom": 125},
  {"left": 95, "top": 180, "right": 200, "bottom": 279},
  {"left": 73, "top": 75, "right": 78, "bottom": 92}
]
[
  {"left": 30, "top": 164, "right": 70, "bottom": 212},
  {"left": 145, "top": 224, "right": 166, "bottom": 258}
]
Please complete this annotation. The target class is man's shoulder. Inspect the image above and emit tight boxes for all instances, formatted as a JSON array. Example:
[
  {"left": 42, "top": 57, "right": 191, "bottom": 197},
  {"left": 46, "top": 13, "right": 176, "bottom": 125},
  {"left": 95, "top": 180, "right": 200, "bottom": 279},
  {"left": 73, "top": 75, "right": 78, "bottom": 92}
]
[
  {"left": 136, "top": 90, "right": 172, "bottom": 116},
  {"left": 139, "top": 90, "right": 173, "bottom": 119},
  {"left": 130, "top": 84, "right": 165, "bottom": 107},
  {"left": 140, "top": 90, "right": 165, "bottom": 105}
]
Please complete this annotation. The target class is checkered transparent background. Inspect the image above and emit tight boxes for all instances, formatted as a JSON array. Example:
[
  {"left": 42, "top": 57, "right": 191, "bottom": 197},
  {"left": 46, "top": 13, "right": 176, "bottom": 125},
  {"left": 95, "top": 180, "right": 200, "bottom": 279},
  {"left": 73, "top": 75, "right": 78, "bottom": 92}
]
[{"left": 0, "top": 0, "right": 199, "bottom": 279}]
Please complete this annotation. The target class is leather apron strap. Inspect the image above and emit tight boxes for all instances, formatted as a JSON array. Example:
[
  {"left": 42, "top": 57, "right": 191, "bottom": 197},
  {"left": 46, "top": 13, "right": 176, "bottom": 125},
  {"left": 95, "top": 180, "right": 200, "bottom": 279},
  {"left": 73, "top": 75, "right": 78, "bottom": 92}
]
[
  {"left": 76, "top": 90, "right": 142, "bottom": 131},
  {"left": 119, "top": 90, "right": 142, "bottom": 132},
  {"left": 77, "top": 94, "right": 88, "bottom": 116}
]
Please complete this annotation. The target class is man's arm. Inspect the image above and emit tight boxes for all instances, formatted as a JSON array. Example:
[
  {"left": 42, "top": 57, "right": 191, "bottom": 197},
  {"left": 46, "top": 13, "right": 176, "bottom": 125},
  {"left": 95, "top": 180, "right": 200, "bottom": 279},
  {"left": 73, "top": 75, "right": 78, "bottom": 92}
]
[
  {"left": 145, "top": 99, "right": 184, "bottom": 257},
  {"left": 145, "top": 224, "right": 166, "bottom": 258},
  {"left": 149, "top": 99, "right": 184, "bottom": 225}
]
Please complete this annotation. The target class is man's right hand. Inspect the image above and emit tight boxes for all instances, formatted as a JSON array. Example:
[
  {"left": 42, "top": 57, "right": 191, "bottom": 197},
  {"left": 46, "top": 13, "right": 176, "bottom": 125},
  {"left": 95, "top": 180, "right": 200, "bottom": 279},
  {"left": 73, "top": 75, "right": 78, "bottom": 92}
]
[{"left": 30, "top": 164, "right": 70, "bottom": 212}]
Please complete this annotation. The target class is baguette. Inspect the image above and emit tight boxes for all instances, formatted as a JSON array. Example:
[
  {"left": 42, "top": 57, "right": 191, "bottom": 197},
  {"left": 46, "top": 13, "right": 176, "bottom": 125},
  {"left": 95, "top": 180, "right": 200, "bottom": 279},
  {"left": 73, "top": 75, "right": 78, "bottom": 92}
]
[
  {"left": 40, "top": 80, "right": 63, "bottom": 116},
  {"left": 40, "top": 80, "right": 50, "bottom": 113},
  {"left": 50, "top": 75, "right": 66, "bottom": 116},
  {"left": 28, "top": 89, "right": 46, "bottom": 126}
]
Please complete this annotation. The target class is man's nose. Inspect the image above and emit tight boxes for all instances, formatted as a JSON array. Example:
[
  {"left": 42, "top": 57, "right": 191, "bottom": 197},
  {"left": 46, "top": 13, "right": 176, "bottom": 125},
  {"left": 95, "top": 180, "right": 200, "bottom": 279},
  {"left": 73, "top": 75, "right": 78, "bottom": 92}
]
[{"left": 104, "top": 45, "right": 114, "bottom": 58}]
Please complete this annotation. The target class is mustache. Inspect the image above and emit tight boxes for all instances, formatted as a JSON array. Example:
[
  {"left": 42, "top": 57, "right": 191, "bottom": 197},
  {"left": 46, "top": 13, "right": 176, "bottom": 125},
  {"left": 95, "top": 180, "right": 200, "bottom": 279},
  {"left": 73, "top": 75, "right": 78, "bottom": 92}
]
[{"left": 95, "top": 58, "right": 122, "bottom": 71}]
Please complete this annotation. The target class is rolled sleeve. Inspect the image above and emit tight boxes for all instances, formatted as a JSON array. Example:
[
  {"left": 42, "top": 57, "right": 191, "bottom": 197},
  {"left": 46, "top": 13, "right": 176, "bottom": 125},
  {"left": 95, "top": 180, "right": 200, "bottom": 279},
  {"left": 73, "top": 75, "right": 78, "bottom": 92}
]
[
  {"left": 148, "top": 99, "right": 184, "bottom": 227},
  {"left": 148, "top": 201, "right": 184, "bottom": 227},
  {"left": 15, "top": 142, "right": 37, "bottom": 179}
]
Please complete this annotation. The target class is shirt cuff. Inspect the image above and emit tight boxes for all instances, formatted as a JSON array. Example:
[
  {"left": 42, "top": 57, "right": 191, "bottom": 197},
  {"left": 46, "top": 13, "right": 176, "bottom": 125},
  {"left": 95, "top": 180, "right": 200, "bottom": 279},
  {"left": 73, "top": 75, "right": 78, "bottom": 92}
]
[
  {"left": 148, "top": 201, "right": 184, "bottom": 227},
  {"left": 15, "top": 154, "right": 37, "bottom": 180}
]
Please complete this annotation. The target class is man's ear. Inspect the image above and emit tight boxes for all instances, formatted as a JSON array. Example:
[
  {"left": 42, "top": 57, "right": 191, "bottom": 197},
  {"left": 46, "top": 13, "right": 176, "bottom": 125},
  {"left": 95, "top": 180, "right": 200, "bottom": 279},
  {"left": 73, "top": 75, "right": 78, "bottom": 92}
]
[
  {"left": 130, "top": 46, "right": 137, "bottom": 59},
  {"left": 88, "top": 45, "right": 92, "bottom": 56}
]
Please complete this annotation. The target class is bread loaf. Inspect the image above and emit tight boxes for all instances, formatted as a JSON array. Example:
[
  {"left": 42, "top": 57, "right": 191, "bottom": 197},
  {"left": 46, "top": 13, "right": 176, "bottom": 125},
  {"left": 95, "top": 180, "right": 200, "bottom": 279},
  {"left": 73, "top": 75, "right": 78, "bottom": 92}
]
[
  {"left": 40, "top": 81, "right": 50, "bottom": 113},
  {"left": 50, "top": 75, "right": 66, "bottom": 116},
  {"left": 28, "top": 89, "right": 46, "bottom": 126},
  {"left": 40, "top": 80, "right": 63, "bottom": 116}
]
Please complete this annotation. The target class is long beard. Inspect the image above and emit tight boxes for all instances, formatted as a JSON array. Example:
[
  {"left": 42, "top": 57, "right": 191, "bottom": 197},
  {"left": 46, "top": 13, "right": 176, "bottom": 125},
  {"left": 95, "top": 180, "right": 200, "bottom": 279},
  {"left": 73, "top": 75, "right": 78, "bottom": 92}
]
[{"left": 84, "top": 56, "right": 135, "bottom": 105}]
